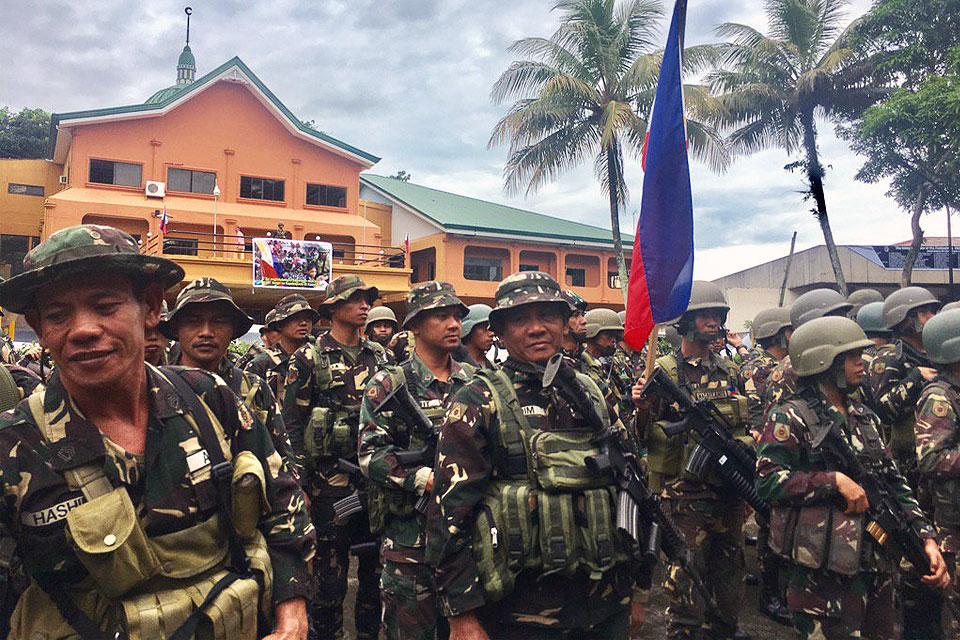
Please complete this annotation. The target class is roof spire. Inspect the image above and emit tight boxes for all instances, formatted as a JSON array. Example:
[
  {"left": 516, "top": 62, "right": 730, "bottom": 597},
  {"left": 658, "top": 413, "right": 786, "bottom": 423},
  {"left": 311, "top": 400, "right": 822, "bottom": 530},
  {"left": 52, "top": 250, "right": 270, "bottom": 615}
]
[{"left": 176, "top": 7, "right": 196, "bottom": 85}]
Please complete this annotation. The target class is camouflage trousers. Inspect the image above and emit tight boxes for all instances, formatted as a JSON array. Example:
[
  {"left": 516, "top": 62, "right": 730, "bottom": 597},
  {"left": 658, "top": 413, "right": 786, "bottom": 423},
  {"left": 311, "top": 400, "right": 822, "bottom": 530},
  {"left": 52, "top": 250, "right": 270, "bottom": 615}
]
[
  {"left": 380, "top": 558, "right": 448, "bottom": 640},
  {"left": 480, "top": 605, "right": 629, "bottom": 639},
  {"left": 310, "top": 494, "right": 382, "bottom": 640},
  {"left": 664, "top": 497, "right": 746, "bottom": 640},
  {"left": 786, "top": 566, "right": 897, "bottom": 640}
]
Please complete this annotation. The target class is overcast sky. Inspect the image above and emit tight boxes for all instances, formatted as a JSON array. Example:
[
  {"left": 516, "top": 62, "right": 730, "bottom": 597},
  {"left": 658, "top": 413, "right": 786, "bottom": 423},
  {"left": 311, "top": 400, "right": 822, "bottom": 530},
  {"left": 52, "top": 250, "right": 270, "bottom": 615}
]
[{"left": 2, "top": 0, "right": 946, "bottom": 279}]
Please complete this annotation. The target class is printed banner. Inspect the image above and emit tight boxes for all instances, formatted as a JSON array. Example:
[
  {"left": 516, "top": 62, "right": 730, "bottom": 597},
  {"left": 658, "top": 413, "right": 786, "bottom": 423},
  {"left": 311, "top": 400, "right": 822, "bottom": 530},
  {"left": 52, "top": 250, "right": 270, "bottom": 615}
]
[{"left": 252, "top": 237, "right": 332, "bottom": 290}]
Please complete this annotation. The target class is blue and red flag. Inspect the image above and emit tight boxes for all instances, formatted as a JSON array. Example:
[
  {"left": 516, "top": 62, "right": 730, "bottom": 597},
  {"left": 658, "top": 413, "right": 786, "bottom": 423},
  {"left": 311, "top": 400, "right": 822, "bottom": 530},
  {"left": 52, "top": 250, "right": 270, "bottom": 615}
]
[{"left": 624, "top": 0, "right": 694, "bottom": 350}]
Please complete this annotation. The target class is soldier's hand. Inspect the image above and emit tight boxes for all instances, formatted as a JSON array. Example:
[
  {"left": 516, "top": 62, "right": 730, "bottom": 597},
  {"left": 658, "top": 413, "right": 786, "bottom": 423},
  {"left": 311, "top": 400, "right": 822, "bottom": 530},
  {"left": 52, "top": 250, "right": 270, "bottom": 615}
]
[
  {"left": 425, "top": 471, "right": 435, "bottom": 494},
  {"left": 264, "top": 597, "right": 308, "bottom": 640},
  {"left": 629, "top": 599, "right": 646, "bottom": 634},
  {"left": 448, "top": 612, "right": 490, "bottom": 640},
  {"left": 835, "top": 473, "right": 869, "bottom": 514},
  {"left": 725, "top": 330, "right": 743, "bottom": 348},
  {"left": 632, "top": 378, "right": 652, "bottom": 409},
  {"left": 918, "top": 366, "right": 938, "bottom": 382},
  {"left": 922, "top": 538, "right": 951, "bottom": 589}
]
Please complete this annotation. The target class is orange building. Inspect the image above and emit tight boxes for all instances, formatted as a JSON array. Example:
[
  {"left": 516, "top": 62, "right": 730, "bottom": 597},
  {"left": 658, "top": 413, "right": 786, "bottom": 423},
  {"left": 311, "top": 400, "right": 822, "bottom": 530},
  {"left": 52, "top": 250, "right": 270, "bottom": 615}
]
[{"left": 29, "top": 46, "right": 409, "bottom": 318}]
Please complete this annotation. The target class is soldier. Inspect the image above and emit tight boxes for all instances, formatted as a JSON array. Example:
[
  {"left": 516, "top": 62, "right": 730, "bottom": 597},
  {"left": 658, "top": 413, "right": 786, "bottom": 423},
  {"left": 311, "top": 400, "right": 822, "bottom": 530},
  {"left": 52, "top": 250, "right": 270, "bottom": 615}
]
[
  {"left": 560, "top": 289, "right": 589, "bottom": 357},
  {"left": 584, "top": 308, "right": 634, "bottom": 419},
  {"left": 283, "top": 275, "right": 388, "bottom": 640},
  {"left": 430, "top": 271, "right": 641, "bottom": 639},
  {"left": 365, "top": 305, "right": 399, "bottom": 349},
  {"left": 247, "top": 294, "right": 320, "bottom": 400},
  {"left": 916, "top": 308, "right": 960, "bottom": 634},
  {"left": 615, "top": 309, "right": 644, "bottom": 375},
  {"left": 237, "top": 310, "right": 280, "bottom": 370},
  {"left": 856, "top": 301, "right": 892, "bottom": 354},
  {"left": 457, "top": 303, "right": 497, "bottom": 370},
  {"left": 847, "top": 288, "right": 884, "bottom": 319},
  {"left": 160, "top": 277, "right": 301, "bottom": 479},
  {"left": 757, "top": 315, "right": 948, "bottom": 639},
  {"left": 0, "top": 224, "right": 315, "bottom": 639},
  {"left": 143, "top": 299, "right": 171, "bottom": 367},
  {"left": 636, "top": 280, "right": 751, "bottom": 640},
  {"left": 359, "top": 281, "right": 471, "bottom": 640},
  {"left": 388, "top": 328, "right": 416, "bottom": 364}
]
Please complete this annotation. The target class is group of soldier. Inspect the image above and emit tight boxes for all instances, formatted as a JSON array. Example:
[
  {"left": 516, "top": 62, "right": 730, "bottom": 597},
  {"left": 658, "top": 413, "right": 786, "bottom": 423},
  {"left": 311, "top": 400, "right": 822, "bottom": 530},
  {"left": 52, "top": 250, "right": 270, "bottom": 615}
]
[{"left": 0, "top": 222, "right": 959, "bottom": 640}]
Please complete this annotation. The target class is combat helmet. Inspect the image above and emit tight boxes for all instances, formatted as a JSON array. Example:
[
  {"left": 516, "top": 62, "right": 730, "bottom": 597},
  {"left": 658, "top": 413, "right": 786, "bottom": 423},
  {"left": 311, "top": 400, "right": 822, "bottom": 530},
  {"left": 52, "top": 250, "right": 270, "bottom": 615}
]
[
  {"left": 584, "top": 308, "right": 624, "bottom": 339},
  {"left": 922, "top": 309, "right": 960, "bottom": 365},
  {"left": 678, "top": 281, "right": 729, "bottom": 342},
  {"left": 855, "top": 302, "right": 890, "bottom": 338},
  {"left": 461, "top": 304, "right": 493, "bottom": 339},
  {"left": 618, "top": 310, "right": 627, "bottom": 325},
  {"left": 847, "top": 289, "right": 884, "bottom": 317},
  {"left": 789, "top": 289, "right": 851, "bottom": 329},
  {"left": 752, "top": 307, "right": 792, "bottom": 346},
  {"left": 942, "top": 301, "right": 960, "bottom": 313},
  {"left": 883, "top": 286, "right": 941, "bottom": 332},
  {"left": 365, "top": 305, "right": 399, "bottom": 331},
  {"left": 789, "top": 316, "right": 873, "bottom": 390}
]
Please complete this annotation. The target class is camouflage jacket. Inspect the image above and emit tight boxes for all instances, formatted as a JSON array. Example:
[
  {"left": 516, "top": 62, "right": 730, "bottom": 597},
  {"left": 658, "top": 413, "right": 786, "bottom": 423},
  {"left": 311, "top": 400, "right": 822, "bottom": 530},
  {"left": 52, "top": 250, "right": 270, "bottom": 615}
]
[
  {"left": 761, "top": 355, "right": 800, "bottom": 417},
  {"left": 867, "top": 341, "right": 931, "bottom": 467},
  {"left": 740, "top": 349, "right": 781, "bottom": 431},
  {"left": 388, "top": 330, "right": 415, "bottom": 364},
  {"left": 0, "top": 335, "right": 14, "bottom": 366},
  {"left": 235, "top": 341, "right": 267, "bottom": 370},
  {"left": 0, "top": 365, "right": 315, "bottom": 604},
  {"left": 915, "top": 373, "right": 960, "bottom": 552},
  {"left": 244, "top": 344, "right": 295, "bottom": 401},
  {"left": 2, "top": 364, "right": 43, "bottom": 406},
  {"left": 757, "top": 385, "right": 933, "bottom": 570},
  {"left": 429, "top": 357, "right": 634, "bottom": 626},
  {"left": 358, "top": 354, "right": 472, "bottom": 562},
  {"left": 282, "top": 332, "right": 387, "bottom": 495}
]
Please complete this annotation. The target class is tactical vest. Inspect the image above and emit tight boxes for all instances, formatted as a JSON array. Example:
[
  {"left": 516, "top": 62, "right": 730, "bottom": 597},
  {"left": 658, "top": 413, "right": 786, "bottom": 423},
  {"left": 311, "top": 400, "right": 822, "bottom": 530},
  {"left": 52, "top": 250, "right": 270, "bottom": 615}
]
[
  {"left": 12, "top": 370, "right": 273, "bottom": 640},
  {"left": 228, "top": 366, "right": 268, "bottom": 427},
  {"left": 884, "top": 342, "right": 924, "bottom": 469},
  {"left": 646, "top": 352, "right": 749, "bottom": 491},
  {"left": 766, "top": 396, "right": 889, "bottom": 576},
  {"left": 304, "top": 341, "right": 388, "bottom": 461},
  {"left": 366, "top": 364, "right": 450, "bottom": 535},
  {"left": 920, "top": 380, "right": 960, "bottom": 533},
  {"left": 470, "top": 368, "right": 629, "bottom": 603}
]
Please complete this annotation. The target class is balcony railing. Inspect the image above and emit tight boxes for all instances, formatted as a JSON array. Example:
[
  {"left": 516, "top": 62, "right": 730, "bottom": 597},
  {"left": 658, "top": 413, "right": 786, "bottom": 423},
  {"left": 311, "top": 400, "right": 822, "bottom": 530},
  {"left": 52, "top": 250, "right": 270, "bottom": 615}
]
[{"left": 140, "top": 229, "right": 406, "bottom": 269}]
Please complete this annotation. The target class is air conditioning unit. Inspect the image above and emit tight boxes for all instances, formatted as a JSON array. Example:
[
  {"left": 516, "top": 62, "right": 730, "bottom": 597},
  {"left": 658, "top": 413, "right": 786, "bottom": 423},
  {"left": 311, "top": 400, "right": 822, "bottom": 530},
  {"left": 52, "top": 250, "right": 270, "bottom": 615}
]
[
  {"left": 145, "top": 181, "right": 166, "bottom": 198},
  {"left": 58, "top": 175, "right": 68, "bottom": 185}
]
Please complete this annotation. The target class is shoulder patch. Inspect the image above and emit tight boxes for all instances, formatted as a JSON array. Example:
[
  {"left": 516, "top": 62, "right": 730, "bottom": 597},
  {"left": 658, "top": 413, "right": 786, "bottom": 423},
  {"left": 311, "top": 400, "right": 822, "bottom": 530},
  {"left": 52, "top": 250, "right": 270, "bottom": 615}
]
[
  {"left": 932, "top": 400, "right": 951, "bottom": 418},
  {"left": 773, "top": 422, "right": 791, "bottom": 442},
  {"left": 872, "top": 360, "right": 886, "bottom": 375},
  {"left": 448, "top": 402, "right": 468, "bottom": 422},
  {"left": 770, "top": 369, "right": 783, "bottom": 382}
]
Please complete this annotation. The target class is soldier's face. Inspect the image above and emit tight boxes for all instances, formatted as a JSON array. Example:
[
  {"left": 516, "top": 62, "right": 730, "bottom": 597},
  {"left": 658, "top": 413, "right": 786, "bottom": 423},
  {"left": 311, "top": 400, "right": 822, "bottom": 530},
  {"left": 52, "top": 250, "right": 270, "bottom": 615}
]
[
  {"left": 367, "top": 320, "right": 396, "bottom": 345},
  {"left": 500, "top": 303, "right": 566, "bottom": 364},
  {"left": 279, "top": 311, "right": 314, "bottom": 341},
  {"left": 144, "top": 324, "right": 169, "bottom": 366},
  {"left": 174, "top": 302, "right": 236, "bottom": 371},
  {"left": 332, "top": 291, "right": 371, "bottom": 329},
  {"left": 412, "top": 307, "right": 462, "bottom": 352},
  {"left": 567, "top": 311, "right": 587, "bottom": 340},
  {"left": 29, "top": 274, "right": 163, "bottom": 392},
  {"left": 466, "top": 322, "right": 495, "bottom": 353},
  {"left": 263, "top": 328, "right": 280, "bottom": 348},
  {"left": 843, "top": 349, "right": 866, "bottom": 387},
  {"left": 592, "top": 331, "right": 619, "bottom": 357},
  {"left": 915, "top": 305, "right": 938, "bottom": 330}
]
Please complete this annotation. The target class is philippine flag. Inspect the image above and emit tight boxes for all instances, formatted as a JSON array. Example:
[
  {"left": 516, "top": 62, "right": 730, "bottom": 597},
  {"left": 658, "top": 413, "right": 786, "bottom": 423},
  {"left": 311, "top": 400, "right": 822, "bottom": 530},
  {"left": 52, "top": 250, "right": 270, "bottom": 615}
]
[
  {"left": 255, "top": 238, "right": 283, "bottom": 279},
  {"left": 624, "top": 0, "right": 694, "bottom": 350}
]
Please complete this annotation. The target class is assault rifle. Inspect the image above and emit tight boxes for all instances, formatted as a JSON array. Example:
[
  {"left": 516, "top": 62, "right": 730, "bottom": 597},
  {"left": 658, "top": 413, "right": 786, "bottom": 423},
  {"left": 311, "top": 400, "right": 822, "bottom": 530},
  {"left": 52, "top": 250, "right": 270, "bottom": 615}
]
[
  {"left": 642, "top": 367, "right": 769, "bottom": 520},
  {"left": 810, "top": 409, "right": 959, "bottom": 618}
]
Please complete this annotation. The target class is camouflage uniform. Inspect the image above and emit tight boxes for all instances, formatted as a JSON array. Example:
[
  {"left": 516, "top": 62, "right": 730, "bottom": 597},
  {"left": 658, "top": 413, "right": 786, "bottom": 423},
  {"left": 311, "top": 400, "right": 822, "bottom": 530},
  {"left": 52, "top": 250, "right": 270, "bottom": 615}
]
[
  {"left": 245, "top": 294, "right": 320, "bottom": 401},
  {"left": 0, "top": 333, "right": 15, "bottom": 365},
  {"left": 388, "top": 329, "right": 416, "bottom": 364},
  {"left": 741, "top": 350, "right": 780, "bottom": 432},
  {"left": 758, "top": 388, "right": 934, "bottom": 639},
  {"left": 282, "top": 276, "right": 387, "bottom": 640},
  {"left": 236, "top": 340, "right": 268, "bottom": 370}
]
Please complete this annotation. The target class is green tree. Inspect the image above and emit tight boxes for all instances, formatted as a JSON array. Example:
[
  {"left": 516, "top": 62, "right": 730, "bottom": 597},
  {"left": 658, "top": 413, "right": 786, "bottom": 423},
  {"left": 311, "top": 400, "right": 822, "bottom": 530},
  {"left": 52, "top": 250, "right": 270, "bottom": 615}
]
[
  {"left": 843, "top": 0, "right": 960, "bottom": 285},
  {"left": 389, "top": 169, "right": 412, "bottom": 182},
  {"left": 706, "top": 0, "right": 888, "bottom": 296},
  {"left": 0, "top": 107, "right": 50, "bottom": 159},
  {"left": 489, "top": 0, "right": 727, "bottom": 299}
]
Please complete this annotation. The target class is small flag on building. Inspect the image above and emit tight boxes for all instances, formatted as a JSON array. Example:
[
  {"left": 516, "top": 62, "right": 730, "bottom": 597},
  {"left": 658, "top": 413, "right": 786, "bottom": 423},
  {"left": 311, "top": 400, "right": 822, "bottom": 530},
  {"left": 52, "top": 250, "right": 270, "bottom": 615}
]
[
  {"left": 403, "top": 233, "right": 410, "bottom": 266},
  {"left": 624, "top": 0, "right": 694, "bottom": 350},
  {"left": 159, "top": 206, "right": 169, "bottom": 234}
]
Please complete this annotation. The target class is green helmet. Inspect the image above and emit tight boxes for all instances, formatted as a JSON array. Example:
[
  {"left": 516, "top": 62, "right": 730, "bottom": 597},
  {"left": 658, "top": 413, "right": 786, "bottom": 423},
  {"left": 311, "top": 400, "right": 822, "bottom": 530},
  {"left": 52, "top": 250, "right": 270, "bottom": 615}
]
[
  {"left": 882, "top": 286, "right": 940, "bottom": 330},
  {"left": 789, "top": 289, "right": 851, "bottom": 328},
  {"left": 789, "top": 316, "right": 873, "bottom": 378},
  {"left": 365, "top": 305, "right": 398, "bottom": 330},
  {"left": 752, "top": 307, "right": 792, "bottom": 342},
  {"left": 847, "top": 289, "right": 884, "bottom": 317},
  {"left": 943, "top": 301, "right": 960, "bottom": 313},
  {"left": 678, "top": 281, "right": 729, "bottom": 341},
  {"left": 461, "top": 304, "right": 492, "bottom": 338},
  {"left": 855, "top": 302, "right": 890, "bottom": 337},
  {"left": 923, "top": 309, "right": 960, "bottom": 365},
  {"left": 584, "top": 308, "right": 624, "bottom": 339},
  {"left": 618, "top": 310, "right": 626, "bottom": 324}
]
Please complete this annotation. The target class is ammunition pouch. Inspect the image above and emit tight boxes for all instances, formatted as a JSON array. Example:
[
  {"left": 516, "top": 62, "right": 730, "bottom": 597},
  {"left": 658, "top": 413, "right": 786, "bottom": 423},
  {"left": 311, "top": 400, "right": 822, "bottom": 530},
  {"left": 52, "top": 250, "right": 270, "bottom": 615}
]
[
  {"left": 367, "top": 484, "right": 417, "bottom": 535},
  {"left": 768, "top": 505, "right": 866, "bottom": 576},
  {"left": 305, "top": 406, "right": 359, "bottom": 460}
]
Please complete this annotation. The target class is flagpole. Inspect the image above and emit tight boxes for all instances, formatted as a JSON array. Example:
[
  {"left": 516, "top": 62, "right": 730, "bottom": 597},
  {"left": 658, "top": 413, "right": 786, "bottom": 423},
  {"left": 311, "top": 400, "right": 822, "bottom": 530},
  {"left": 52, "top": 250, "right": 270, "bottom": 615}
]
[{"left": 644, "top": 325, "right": 659, "bottom": 377}]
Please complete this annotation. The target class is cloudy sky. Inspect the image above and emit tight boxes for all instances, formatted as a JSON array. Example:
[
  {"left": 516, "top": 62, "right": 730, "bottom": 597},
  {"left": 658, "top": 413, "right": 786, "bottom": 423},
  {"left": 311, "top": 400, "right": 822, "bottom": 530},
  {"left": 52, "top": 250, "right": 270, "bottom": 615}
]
[{"left": 2, "top": 0, "right": 946, "bottom": 278}]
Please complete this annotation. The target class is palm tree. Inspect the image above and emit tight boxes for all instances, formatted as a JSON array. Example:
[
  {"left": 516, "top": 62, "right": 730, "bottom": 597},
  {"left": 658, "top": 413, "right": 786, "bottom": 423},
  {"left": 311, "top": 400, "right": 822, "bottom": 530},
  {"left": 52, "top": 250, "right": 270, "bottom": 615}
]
[
  {"left": 706, "top": 0, "right": 888, "bottom": 296},
  {"left": 490, "top": 0, "right": 727, "bottom": 299}
]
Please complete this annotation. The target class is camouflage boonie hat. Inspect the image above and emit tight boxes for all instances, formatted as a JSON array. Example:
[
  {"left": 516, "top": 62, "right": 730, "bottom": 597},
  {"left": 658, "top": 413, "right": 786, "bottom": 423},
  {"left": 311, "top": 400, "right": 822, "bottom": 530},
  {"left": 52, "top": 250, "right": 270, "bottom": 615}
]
[
  {"left": 318, "top": 275, "right": 379, "bottom": 313},
  {"left": 261, "top": 309, "right": 278, "bottom": 333},
  {"left": 402, "top": 281, "right": 468, "bottom": 327},
  {"left": 0, "top": 224, "right": 184, "bottom": 314},
  {"left": 271, "top": 293, "right": 320, "bottom": 326},
  {"left": 561, "top": 289, "right": 588, "bottom": 313},
  {"left": 488, "top": 271, "right": 571, "bottom": 329},
  {"left": 158, "top": 277, "right": 254, "bottom": 340}
]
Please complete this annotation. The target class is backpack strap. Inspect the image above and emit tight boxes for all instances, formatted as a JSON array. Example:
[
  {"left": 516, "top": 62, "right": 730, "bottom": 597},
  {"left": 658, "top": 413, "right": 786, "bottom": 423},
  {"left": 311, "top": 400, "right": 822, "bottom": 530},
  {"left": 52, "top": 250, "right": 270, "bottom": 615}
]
[
  {"left": 475, "top": 368, "right": 530, "bottom": 479},
  {"left": 311, "top": 345, "right": 333, "bottom": 393},
  {"left": 0, "top": 366, "right": 19, "bottom": 413}
]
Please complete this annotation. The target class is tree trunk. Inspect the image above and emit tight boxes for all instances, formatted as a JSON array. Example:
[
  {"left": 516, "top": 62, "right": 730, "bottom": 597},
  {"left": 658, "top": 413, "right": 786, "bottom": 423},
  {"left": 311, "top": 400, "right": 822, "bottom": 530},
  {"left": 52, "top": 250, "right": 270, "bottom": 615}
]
[
  {"left": 800, "top": 113, "right": 848, "bottom": 296},
  {"left": 901, "top": 184, "right": 931, "bottom": 287},
  {"left": 607, "top": 145, "right": 631, "bottom": 305}
]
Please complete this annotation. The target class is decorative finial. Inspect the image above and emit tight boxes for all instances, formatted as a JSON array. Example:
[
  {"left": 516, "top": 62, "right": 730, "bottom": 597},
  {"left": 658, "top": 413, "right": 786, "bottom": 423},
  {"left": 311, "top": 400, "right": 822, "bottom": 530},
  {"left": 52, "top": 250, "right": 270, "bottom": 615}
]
[{"left": 185, "top": 7, "right": 192, "bottom": 45}]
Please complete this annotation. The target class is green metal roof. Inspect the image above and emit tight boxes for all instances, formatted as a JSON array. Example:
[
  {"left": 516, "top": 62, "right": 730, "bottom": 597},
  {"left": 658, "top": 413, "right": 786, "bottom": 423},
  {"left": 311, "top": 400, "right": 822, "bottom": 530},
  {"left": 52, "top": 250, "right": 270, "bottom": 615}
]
[
  {"left": 49, "top": 56, "right": 379, "bottom": 165},
  {"left": 177, "top": 45, "right": 196, "bottom": 67},
  {"left": 144, "top": 85, "right": 185, "bottom": 105},
  {"left": 361, "top": 174, "right": 633, "bottom": 247}
]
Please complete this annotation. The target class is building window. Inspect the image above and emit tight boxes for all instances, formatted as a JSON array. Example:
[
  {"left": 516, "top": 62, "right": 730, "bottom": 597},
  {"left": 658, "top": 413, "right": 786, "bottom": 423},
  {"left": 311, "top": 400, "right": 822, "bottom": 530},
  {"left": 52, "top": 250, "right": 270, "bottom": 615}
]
[
  {"left": 89, "top": 159, "right": 142, "bottom": 187},
  {"left": 0, "top": 235, "right": 37, "bottom": 278},
  {"left": 464, "top": 255, "right": 503, "bottom": 281},
  {"left": 168, "top": 168, "right": 216, "bottom": 194},
  {"left": 566, "top": 268, "right": 586, "bottom": 287},
  {"left": 240, "top": 176, "right": 285, "bottom": 202},
  {"left": 7, "top": 183, "right": 44, "bottom": 196},
  {"left": 519, "top": 264, "right": 539, "bottom": 272},
  {"left": 306, "top": 183, "right": 347, "bottom": 208},
  {"left": 163, "top": 237, "right": 199, "bottom": 256}
]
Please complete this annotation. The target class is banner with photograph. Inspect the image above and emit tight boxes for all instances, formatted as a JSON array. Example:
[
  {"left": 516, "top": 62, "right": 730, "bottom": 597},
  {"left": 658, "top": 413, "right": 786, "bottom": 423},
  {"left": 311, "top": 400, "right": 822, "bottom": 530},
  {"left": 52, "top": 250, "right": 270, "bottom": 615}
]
[{"left": 252, "top": 237, "right": 333, "bottom": 290}]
